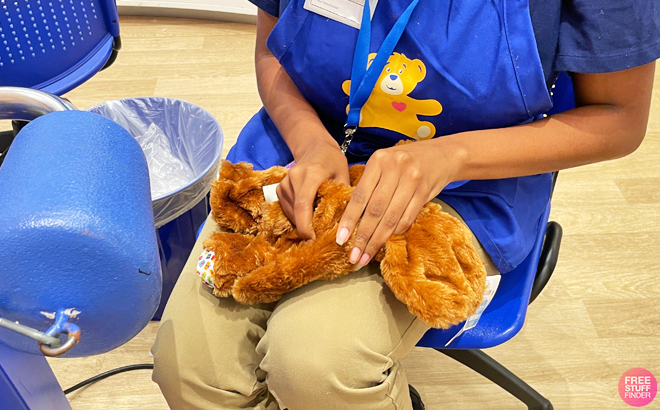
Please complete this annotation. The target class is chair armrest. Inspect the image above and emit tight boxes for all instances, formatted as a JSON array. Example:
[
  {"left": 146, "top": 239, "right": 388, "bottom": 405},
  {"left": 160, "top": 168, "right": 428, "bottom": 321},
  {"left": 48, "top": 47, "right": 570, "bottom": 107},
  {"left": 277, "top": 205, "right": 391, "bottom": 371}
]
[{"left": 529, "top": 221, "right": 562, "bottom": 304}]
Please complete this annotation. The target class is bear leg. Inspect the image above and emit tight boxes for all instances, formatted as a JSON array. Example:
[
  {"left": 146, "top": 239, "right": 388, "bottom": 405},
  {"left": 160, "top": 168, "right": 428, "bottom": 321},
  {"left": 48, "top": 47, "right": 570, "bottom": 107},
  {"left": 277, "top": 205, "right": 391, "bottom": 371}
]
[
  {"left": 379, "top": 206, "right": 486, "bottom": 328},
  {"left": 204, "top": 231, "right": 274, "bottom": 297}
]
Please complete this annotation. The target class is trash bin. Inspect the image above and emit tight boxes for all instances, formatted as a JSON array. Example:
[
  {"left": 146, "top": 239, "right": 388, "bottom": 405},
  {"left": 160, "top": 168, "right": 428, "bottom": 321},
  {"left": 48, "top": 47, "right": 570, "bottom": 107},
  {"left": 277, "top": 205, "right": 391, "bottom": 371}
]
[{"left": 88, "top": 97, "right": 223, "bottom": 319}]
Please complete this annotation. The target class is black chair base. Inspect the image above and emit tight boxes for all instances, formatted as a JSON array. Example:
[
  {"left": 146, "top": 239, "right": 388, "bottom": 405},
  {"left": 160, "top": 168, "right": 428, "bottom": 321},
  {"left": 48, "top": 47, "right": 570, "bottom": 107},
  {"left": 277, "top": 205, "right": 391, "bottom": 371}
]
[
  {"left": 409, "top": 384, "right": 425, "bottom": 410},
  {"left": 0, "top": 130, "right": 15, "bottom": 167},
  {"left": 437, "top": 349, "right": 553, "bottom": 410}
]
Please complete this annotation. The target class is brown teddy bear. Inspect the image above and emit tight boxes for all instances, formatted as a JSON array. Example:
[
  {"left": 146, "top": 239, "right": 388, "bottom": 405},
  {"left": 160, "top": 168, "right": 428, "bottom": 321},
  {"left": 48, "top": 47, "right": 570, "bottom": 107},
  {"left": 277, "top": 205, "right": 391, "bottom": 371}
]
[{"left": 203, "top": 160, "right": 486, "bottom": 329}]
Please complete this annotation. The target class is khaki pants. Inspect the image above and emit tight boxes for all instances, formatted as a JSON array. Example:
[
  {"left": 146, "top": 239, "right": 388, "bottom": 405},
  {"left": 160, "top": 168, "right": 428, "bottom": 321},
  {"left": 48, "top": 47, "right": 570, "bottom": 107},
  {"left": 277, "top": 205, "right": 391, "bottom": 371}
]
[{"left": 151, "top": 201, "right": 497, "bottom": 410}]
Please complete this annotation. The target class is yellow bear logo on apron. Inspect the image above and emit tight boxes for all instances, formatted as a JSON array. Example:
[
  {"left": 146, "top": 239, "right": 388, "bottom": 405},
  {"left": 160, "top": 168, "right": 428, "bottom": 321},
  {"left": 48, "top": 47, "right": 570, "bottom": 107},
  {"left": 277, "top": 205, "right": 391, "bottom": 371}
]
[{"left": 342, "top": 52, "right": 442, "bottom": 140}]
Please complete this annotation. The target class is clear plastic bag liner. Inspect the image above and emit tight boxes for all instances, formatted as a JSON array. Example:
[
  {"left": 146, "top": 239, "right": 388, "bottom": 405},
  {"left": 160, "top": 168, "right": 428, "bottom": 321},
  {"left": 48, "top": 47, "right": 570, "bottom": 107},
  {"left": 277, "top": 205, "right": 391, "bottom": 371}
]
[
  {"left": 87, "top": 98, "right": 223, "bottom": 228},
  {"left": 137, "top": 123, "right": 195, "bottom": 199}
]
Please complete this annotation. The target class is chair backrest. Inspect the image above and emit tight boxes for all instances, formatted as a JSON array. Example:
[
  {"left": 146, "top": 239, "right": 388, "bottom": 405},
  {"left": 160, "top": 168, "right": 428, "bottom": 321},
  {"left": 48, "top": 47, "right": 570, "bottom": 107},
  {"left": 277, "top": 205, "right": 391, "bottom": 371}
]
[
  {"left": 418, "top": 73, "right": 575, "bottom": 349},
  {"left": 0, "top": 0, "right": 119, "bottom": 95}
]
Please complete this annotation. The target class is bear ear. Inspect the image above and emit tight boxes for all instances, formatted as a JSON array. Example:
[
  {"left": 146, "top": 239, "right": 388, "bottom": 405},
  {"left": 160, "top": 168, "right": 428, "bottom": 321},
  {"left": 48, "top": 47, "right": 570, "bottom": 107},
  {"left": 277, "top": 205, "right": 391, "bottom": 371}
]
[
  {"left": 220, "top": 160, "right": 254, "bottom": 182},
  {"left": 413, "top": 59, "right": 426, "bottom": 82},
  {"left": 366, "top": 52, "right": 378, "bottom": 69}
]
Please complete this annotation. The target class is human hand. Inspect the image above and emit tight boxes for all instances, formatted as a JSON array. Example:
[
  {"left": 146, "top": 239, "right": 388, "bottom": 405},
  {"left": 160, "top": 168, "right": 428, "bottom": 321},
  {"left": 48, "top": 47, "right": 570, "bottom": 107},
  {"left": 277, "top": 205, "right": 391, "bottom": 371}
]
[
  {"left": 276, "top": 140, "right": 350, "bottom": 240},
  {"left": 335, "top": 140, "right": 463, "bottom": 268}
]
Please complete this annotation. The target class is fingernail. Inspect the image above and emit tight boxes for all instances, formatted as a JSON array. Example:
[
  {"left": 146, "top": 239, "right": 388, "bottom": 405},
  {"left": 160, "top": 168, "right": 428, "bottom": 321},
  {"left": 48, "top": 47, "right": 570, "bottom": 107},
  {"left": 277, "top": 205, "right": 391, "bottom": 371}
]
[
  {"left": 353, "top": 263, "right": 364, "bottom": 272},
  {"left": 349, "top": 247, "right": 361, "bottom": 264},
  {"left": 358, "top": 253, "right": 371, "bottom": 267},
  {"left": 336, "top": 227, "right": 350, "bottom": 245}
]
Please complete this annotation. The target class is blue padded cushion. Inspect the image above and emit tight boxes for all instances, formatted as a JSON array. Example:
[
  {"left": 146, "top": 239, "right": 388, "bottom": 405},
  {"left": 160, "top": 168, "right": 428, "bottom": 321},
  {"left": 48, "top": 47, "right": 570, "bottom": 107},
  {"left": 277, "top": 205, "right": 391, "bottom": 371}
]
[{"left": 0, "top": 111, "right": 161, "bottom": 357}]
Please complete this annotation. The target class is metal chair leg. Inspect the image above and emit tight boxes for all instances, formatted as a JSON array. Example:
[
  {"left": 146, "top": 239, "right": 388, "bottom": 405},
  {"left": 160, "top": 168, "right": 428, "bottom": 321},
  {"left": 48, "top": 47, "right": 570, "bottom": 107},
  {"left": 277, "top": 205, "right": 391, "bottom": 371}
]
[{"left": 437, "top": 349, "right": 553, "bottom": 410}]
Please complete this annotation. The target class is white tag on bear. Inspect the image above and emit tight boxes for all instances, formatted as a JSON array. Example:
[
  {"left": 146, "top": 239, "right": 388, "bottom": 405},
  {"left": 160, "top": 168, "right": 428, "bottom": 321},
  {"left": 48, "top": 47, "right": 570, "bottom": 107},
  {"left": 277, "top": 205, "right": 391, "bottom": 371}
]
[
  {"left": 303, "top": 0, "right": 378, "bottom": 29},
  {"left": 263, "top": 183, "right": 280, "bottom": 204},
  {"left": 445, "top": 275, "right": 502, "bottom": 347}
]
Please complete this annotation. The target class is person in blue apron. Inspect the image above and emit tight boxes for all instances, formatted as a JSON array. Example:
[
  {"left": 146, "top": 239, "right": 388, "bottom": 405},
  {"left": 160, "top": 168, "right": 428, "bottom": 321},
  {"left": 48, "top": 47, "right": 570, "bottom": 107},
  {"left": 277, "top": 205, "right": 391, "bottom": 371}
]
[{"left": 152, "top": 1, "right": 660, "bottom": 409}]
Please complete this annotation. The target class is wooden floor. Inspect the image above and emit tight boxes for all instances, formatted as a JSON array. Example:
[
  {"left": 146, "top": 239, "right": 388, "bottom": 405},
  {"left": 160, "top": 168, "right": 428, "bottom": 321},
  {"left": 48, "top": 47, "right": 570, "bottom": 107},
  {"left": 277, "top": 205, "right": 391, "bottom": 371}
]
[{"left": 43, "top": 16, "right": 660, "bottom": 410}]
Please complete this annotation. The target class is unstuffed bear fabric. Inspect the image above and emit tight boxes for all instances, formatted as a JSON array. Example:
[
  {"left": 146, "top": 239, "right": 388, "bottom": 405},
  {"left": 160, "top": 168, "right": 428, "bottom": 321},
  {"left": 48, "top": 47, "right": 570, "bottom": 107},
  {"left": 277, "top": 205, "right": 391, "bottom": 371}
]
[{"left": 203, "top": 160, "right": 487, "bottom": 329}]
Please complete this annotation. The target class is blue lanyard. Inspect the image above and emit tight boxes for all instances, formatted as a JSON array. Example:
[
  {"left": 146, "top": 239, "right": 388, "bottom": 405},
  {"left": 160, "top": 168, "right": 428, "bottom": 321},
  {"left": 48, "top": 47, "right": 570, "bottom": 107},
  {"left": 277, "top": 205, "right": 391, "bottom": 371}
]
[{"left": 341, "top": 0, "right": 420, "bottom": 154}]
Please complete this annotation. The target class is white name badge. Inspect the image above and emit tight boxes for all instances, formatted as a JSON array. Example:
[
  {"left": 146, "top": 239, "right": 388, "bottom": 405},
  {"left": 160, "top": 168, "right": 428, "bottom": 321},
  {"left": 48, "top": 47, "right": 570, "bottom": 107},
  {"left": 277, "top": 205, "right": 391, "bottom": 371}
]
[{"left": 303, "top": 0, "right": 378, "bottom": 29}]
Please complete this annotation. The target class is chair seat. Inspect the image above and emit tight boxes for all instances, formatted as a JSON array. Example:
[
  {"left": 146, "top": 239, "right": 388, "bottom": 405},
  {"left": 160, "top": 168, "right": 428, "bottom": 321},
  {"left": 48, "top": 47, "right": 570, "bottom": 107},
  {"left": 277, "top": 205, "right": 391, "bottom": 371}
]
[{"left": 417, "top": 203, "right": 551, "bottom": 349}]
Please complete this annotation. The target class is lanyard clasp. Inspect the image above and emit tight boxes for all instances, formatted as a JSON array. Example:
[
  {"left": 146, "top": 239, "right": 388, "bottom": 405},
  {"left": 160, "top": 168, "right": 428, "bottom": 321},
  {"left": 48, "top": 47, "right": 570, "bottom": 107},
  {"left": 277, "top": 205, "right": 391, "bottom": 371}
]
[{"left": 341, "top": 126, "right": 357, "bottom": 154}]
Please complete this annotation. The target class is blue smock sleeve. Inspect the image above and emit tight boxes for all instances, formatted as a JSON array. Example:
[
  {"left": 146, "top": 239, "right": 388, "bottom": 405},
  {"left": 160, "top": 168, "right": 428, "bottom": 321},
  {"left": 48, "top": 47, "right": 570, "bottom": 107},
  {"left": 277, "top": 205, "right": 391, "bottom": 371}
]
[
  {"left": 247, "top": 0, "right": 281, "bottom": 17},
  {"left": 555, "top": 0, "right": 660, "bottom": 73}
]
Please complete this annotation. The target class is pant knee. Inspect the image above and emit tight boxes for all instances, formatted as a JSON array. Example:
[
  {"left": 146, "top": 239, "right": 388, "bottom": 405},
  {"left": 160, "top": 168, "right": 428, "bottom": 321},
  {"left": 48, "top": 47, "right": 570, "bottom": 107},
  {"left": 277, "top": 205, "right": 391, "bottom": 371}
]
[
  {"left": 152, "top": 320, "right": 269, "bottom": 409},
  {"left": 259, "top": 333, "right": 395, "bottom": 409},
  {"left": 151, "top": 324, "right": 214, "bottom": 409}
]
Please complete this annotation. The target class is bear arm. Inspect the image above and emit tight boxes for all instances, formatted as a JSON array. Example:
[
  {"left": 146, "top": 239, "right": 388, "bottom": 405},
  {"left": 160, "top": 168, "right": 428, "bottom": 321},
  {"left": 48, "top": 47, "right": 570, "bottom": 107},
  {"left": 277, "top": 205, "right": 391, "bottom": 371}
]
[
  {"left": 406, "top": 98, "right": 443, "bottom": 116},
  {"left": 231, "top": 228, "right": 354, "bottom": 304}
]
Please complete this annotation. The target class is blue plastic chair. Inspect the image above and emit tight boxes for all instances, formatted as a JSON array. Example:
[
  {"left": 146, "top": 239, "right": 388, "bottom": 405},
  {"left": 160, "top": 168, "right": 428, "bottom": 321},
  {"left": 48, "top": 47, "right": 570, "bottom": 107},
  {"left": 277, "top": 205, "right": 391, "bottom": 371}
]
[
  {"left": 0, "top": 0, "right": 120, "bottom": 95},
  {"left": 0, "top": 0, "right": 121, "bottom": 166},
  {"left": 416, "top": 73, "right": 574, "bottom": 410}
]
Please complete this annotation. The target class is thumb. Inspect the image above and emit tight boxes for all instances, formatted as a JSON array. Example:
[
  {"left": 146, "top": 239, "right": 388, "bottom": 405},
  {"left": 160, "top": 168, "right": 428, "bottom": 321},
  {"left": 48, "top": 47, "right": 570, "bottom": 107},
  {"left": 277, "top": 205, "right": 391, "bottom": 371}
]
[
  {"left": 295, "top": 206, "right": 316, "bottom": 240},
  {"left": 293, "top": 188, "right": 317, "bottom": 241},
  {"left": 337, "top": 167, "right": 351, "bottom": 186}
]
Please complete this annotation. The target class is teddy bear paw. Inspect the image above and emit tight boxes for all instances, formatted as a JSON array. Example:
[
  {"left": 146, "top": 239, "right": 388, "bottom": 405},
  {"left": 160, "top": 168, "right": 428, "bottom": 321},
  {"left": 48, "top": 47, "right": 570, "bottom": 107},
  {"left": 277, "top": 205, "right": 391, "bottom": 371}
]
[
  {"left": 211, "top": 273, "right": 239, "bottom": 297},
  {"left": 231, "top": 270, "right": 287, "bottom": 305},
  {"left": 232, "top": 279, "right": 283, "bottom": 305}
]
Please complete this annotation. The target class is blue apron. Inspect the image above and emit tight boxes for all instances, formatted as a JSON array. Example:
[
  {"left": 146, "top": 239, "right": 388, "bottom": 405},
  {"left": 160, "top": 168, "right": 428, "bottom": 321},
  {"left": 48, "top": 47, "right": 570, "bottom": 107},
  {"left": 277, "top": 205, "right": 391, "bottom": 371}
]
[{"left": 228, "top": 0, "right": 553, "bottom": 273}]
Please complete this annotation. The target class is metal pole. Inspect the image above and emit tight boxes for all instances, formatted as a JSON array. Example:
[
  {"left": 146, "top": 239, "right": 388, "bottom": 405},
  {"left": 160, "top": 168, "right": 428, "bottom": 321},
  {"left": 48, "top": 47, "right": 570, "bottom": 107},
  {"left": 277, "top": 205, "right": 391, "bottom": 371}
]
[{"left": 0, "top": 87, "right": 76, "bottom": 121}]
